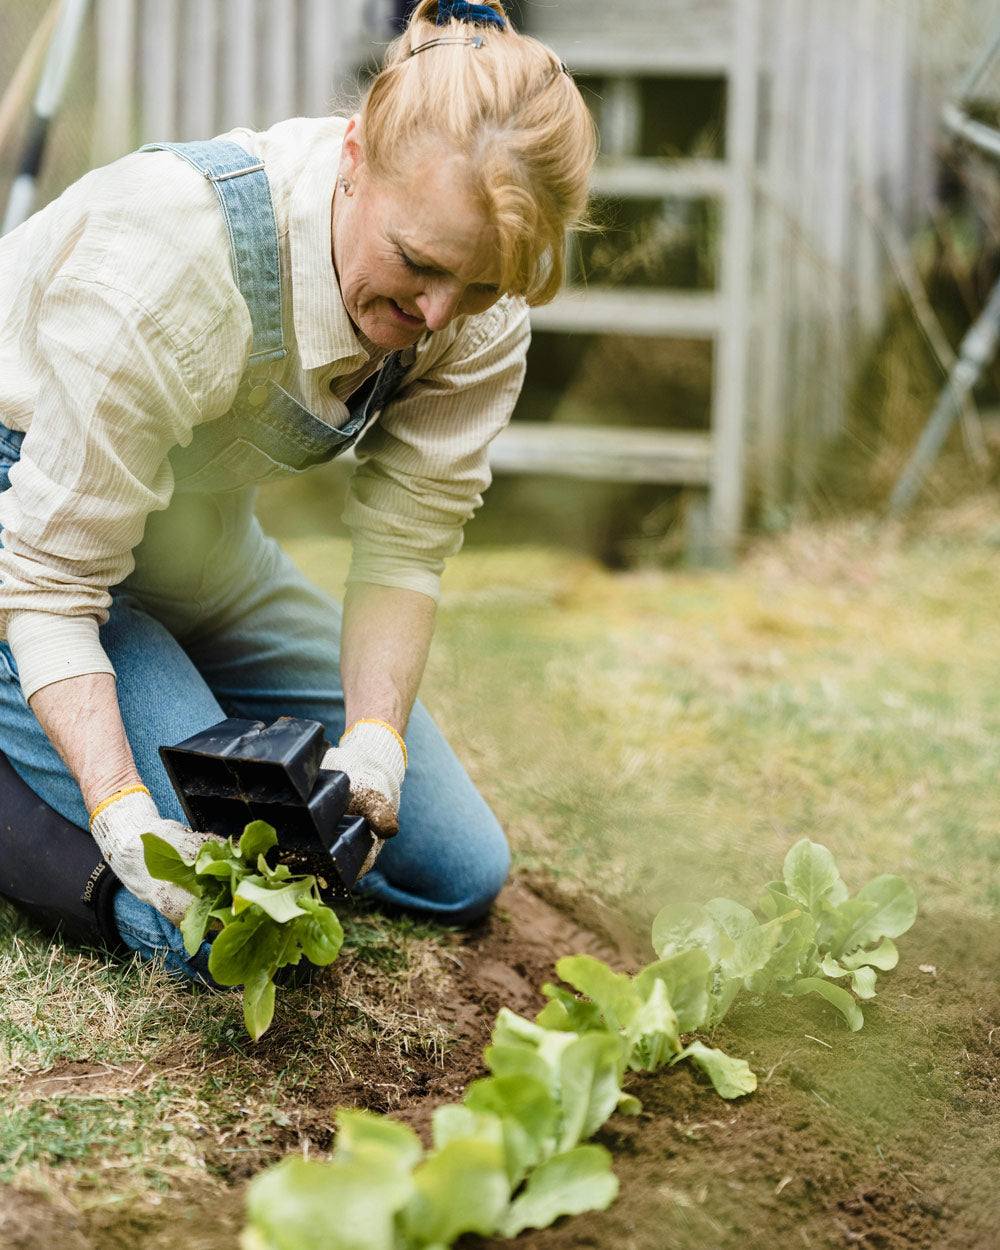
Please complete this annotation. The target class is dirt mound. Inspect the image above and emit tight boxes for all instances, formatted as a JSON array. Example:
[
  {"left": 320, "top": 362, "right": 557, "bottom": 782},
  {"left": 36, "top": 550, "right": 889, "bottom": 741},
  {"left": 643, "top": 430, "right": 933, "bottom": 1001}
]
[{"left": 3, "top": 881, "right": 996, "bottom": 1249}]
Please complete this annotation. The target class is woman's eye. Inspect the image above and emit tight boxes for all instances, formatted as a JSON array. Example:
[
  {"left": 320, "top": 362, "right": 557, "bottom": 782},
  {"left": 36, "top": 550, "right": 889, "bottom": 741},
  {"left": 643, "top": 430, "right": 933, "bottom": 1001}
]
[{"left": 399, "top": 251, "right": 425, "bottom": 273}]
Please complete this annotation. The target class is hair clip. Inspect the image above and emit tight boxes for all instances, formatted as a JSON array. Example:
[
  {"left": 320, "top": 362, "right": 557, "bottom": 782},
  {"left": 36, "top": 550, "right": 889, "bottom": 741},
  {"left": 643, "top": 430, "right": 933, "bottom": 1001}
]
[{"left": 409, "top": 34, "right": 485, "bottom": 56}]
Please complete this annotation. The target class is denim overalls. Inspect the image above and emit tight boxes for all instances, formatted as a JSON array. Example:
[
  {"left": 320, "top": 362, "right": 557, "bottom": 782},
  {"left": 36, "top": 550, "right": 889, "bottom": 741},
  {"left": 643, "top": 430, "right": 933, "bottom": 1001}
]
[{"left": 0, "top": 139, "right": 509, "bottom": 975}]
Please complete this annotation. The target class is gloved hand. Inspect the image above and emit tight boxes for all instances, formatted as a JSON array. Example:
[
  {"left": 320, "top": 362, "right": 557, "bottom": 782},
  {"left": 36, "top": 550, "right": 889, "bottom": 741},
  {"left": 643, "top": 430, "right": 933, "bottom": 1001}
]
[
  {"left": 89, "top": 784, "right": 218, "bottom": 926},
  {"left": 320, "top": 719, "right": 407, "bottom": 839}
]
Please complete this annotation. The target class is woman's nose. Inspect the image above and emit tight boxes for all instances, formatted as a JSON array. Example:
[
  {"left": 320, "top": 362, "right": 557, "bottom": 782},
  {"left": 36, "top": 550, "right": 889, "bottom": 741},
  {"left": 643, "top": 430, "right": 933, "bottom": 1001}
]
[{"left": 417, "top": 283, "right": 463, "bottom": 331}]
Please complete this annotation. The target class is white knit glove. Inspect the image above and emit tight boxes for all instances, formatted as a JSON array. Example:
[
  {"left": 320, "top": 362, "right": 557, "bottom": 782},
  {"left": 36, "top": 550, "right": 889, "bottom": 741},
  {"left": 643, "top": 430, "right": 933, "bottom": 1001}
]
[
  {"left": 320, "top": 719, "right": 407, "bottom": 839},
  {"left": 89, "top": 785, "right": 218, "bottom": 926}
]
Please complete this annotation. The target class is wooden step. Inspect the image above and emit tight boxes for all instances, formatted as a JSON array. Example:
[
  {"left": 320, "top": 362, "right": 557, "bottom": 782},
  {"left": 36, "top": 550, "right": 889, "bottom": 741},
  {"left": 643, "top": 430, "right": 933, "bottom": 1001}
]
[
  {"left": 589, "top": 158, "right": 729, "bottom": 200},
  {"left": 529, "top": 288, "right": 721, "bottom": 338},
  {"left": 488, "top": 423, "right": 712, "bottom": 484}
]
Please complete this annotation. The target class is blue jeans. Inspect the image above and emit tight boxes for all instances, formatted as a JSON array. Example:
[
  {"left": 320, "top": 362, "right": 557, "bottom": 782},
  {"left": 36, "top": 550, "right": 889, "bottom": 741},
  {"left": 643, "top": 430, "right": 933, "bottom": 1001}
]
[{"left": 0, "top": 489, "right": 510, "bottom": 979}]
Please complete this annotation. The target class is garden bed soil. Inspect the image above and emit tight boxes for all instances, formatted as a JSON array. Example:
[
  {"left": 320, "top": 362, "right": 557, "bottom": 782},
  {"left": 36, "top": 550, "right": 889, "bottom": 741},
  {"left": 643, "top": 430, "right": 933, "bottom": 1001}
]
[{"left": 1, "top": 877, "right": 996, "bottom": 1249}]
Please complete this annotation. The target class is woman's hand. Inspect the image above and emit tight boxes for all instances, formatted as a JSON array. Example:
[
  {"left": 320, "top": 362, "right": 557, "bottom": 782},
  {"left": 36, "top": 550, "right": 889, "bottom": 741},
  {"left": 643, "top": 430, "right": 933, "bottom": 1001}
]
[
  {"left": 28, "top": 671, "right": 219, "bottom": 924},
  {"left": 332, "top": 581, "right": 436, "bottom": 849},
  {"left": 320, "top": 719, "right": 406, "bottom": 837},
  {"left": 89, "top": 785, "right": 217, "bottom": 925}
]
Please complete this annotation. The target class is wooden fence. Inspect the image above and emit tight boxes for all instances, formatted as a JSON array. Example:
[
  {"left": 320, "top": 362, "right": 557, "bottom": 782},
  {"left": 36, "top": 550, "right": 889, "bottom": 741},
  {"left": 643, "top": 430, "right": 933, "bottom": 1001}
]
[{"left": 0, "top": 0, "right": 983, "bottom": 542}]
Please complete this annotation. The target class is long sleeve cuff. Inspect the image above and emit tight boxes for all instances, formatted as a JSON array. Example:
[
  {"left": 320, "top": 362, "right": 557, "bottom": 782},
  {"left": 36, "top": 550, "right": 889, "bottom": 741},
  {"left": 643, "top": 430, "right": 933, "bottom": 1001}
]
[
  {"left": 345, "top": 551, "right": 444, "bottom": 603},
  {"left": 6, "top": 611, "right": 116, "bottom": 701}
]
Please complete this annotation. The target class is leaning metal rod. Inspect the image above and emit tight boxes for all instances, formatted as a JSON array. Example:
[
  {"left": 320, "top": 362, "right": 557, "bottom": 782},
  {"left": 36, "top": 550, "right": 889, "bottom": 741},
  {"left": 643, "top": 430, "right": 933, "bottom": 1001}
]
[
  {"left": 886, "top": 276, "right": 1000, "bottom": 517},
  {"left": 1, "top": 0, "right": 91, "bottom": 237},
  {"left": 884, "top": 16, "right": 1000, "bottom": 516},
  {"left": 939, "top": 16, "right": 1000, "bottom": 160}
]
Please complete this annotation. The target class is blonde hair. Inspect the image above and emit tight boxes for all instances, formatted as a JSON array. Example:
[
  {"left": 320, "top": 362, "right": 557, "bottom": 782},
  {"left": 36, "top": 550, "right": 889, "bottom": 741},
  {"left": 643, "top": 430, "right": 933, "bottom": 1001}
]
[{"left": 359, "top": 0, "right": 598, "bottom": 305}]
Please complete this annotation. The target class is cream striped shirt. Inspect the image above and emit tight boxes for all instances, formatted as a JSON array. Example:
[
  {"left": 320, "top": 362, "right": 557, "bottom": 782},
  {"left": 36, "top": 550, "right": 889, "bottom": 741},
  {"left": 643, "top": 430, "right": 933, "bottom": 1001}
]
[{"left": 0, "top": 116, "right": 529, "bottom": 699}]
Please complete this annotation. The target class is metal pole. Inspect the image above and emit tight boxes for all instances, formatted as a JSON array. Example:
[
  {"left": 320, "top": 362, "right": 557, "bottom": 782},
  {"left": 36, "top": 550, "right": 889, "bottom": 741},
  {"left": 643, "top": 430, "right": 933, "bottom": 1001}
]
[{"left": 886, "top": 276, "right": 1000, "bottom": 517}]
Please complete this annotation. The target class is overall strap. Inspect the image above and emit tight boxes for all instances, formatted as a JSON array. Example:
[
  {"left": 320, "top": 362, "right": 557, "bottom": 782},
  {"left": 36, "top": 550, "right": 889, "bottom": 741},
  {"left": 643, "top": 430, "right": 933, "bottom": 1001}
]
[{"left": 139, "top": 140, "right": 287, "bottom": 366}]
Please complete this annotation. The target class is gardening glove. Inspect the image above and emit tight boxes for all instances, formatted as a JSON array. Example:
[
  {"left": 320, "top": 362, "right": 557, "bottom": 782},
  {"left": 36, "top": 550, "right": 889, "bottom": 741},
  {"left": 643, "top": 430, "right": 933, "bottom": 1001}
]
[
  {"left": 89, "top": 784, "right": 217, "bottom": 926},
  {"left": 320, "top": 719, "right": 406, "bottom": 846}
]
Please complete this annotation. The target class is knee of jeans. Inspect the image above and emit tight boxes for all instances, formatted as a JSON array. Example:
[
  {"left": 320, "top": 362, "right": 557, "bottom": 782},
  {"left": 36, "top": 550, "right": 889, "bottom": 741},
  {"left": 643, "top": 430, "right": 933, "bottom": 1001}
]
[
  {"left": 361, "top": 825, "right": 511, "bottom": 926},
  {"left": 454, "top": 835, "right": 511, "bottom": 923}
]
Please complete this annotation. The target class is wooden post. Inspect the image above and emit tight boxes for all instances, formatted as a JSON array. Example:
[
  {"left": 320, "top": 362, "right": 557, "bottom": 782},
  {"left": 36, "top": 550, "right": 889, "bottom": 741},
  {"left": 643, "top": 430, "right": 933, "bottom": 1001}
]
[
  {"left": 180, "top": 0, "right": 216, "bottom": 140},
  {"left": 265, "top": 0, "right": 296, "bottom": 125},
  {"left": 222, "top": 0, "right": 256, "bottom": 130},
  {"left": 756, "top": 0, "right": 796, "bottom": 520},
  {"left": 141, "top": 0, "right": 179, "bottom": 141},
  {"left": 709, "top": 0, "right": 759, "bottom": 556},
  {"left": 93, "top": 0, "right": 136, "bottom": 165}
]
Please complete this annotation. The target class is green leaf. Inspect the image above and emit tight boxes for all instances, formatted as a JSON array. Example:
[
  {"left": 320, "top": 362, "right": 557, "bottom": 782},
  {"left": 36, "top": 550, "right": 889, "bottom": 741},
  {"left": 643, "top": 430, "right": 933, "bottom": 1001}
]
[
  {"left": 208, "top": 906, "right": 284, "bottom": 986},
  {"left": 432, "top": 1104, "right": 502, "bottom": 1152},
  {"left": 179, "top": 888, "right": 220, "bottom": 956},
  {"left": 850, "top": 966, "right": 878, "bottom": 999},
  {"left": 634, "top": 948, "right": 711, "bottom": 1032},
  {"left": 243, "top": 969, "right": 276, "bottom": 1041},
  {"left": 234, "top": 876, "right": 310, "bottom": 924},
  {"left": 627, "top": 976, "right": 680, "bottom": 1070},
  {"left": 674, "top": 1040, "right": 757, "bottom": 1098},
  {"left": 723, "top": 914, "right": 790, "bottom": 981},
  {"left": 557, "top": 1032, "right": 625, "bottom": 1151},
  {"left": 758, "top": 881, "right": 800, "bottom": 919},
  {"left": 500, "top": 1144, "right": 619, "bottom": 1238},
  {"left": 840, "top": 937, "right": 898, "bottom": 971},
  {"left": 402, "top": 1137, "right": 510, "bottom": 1246},
  {"left": 245, "top": 1154, "right": 412, "bottom": 1250},
  {"left": 554, "top": 955, "right": 641, "bottom": 1031},
  {"left": 789, "top": 977, "right": 864, "bottom": 1030},
  {"left": 332, "top": 1109, "right": 423, "bottom": 1175},
  {"left": 651, "top": 903, "right": 722, "bottom": 962},
  {"left": 484, "top": 1043, "right": 555, "bottom": 1090},
  {"left": 746, "top": 912, "right": 817, "bottom": 992},
  {"left": 539, "top": 984, "right": 602, "bottom": 1033},
  {"left": 492, "top": 1008, "right": 547, "bottom": 1049},
  {"left": 783, "top": 840, "right": 841, "bottom": 913},
  {"left": 141, "top": 833, "right": 200, "bottom": 893},
  {"left": 238, "top": 820, "right": 278, "bottom": 860},
  {"left": 704, "top": 974, "right": 742, "bottom": 1027},
  {"left": 837, "top": 876, "right": 918, "bottom": 954},
  {"left": 292, "top": 905, "right": 344, "bottom": 966},
  {"left": 464, "top": 1073, "right": 559, "bottom": 1181},
  {"left": 703, "top": 897, "right": 759, "bottom": 941}
]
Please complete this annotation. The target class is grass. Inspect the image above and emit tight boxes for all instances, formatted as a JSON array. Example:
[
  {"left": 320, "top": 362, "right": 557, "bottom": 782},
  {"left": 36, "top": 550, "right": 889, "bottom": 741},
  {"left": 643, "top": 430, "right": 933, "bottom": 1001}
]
[{"left": 1, "top": 497, "right": 998, "bottom": 1233}]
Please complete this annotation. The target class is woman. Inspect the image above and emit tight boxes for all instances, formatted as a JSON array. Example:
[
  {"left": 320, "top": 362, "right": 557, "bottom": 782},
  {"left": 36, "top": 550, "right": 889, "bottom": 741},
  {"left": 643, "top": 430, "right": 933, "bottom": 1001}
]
[{"left": 0, "top": 0, "right": 597, "bottom": 977}]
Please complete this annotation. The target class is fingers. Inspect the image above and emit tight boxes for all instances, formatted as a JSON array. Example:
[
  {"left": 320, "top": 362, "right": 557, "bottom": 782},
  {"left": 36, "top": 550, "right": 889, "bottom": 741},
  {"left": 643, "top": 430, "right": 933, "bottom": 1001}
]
[{"left": 347, "top": 785, "right": 399, "bottom": 838}]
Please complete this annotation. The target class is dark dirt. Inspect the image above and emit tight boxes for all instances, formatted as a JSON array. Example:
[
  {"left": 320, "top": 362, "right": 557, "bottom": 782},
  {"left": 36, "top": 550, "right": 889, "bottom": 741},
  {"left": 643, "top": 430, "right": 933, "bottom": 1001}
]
[{"left": 1, "top": 879, "right": 996, "bottom": 1249}]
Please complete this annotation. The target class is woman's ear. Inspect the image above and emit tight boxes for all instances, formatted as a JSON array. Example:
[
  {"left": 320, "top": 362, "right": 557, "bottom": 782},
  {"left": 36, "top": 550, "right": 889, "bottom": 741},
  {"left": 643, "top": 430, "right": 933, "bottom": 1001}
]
[{"left": 340, "top": 113, "right": 365, "bottom": 183}]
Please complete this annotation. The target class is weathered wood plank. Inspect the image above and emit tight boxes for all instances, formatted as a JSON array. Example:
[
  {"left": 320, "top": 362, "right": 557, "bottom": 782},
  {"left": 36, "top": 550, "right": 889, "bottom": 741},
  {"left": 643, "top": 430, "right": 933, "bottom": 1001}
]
[
  {"left": 529, "top": 289, "right": 722, "bottom": 338},
  {"left": 93, "top": 0, "right": 136, "bottom": 165},
  {"left": 221, "top": 0, "right": 256, "bottom": 131},
  {"left": 708, "top": 0, "right": 758, "bottom": 550},
  {"left": 588, "top": 159, "right": 729, "bottom": 200},
  {"left": 525, "top": 0, "right": 734, "bottom": 73},
  {"left": 141, "top": 0, "right": 178, "bottom": 140},
  {"left": 487, "top": 424, "right": 712, "bottom": 484}
]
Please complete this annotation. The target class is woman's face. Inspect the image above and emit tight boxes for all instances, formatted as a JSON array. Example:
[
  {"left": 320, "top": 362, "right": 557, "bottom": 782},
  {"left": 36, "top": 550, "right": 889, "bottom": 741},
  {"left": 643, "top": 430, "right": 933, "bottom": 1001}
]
[{"left": 331, "top": 119, "right": 503, "bottom": 350}]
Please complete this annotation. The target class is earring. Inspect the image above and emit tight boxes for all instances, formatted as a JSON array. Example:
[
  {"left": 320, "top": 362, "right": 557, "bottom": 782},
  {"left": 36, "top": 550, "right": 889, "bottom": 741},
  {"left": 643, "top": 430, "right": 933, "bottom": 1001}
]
[{"left": 338, "top": 176, "right": 352, "bottom": 195}]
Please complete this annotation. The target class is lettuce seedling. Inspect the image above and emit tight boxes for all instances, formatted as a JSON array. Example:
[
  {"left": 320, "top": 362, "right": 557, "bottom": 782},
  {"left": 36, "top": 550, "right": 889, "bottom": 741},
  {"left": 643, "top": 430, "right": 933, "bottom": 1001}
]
[{"left": 142, "top": 821, "right": 343, "bottom": 1040}]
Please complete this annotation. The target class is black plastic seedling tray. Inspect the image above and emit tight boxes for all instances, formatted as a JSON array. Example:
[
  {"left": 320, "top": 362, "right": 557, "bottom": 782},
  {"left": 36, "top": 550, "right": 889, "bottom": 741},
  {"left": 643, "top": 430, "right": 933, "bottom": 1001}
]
[{"left": 159, "top": 716, "right": 377, "bottom": 894}]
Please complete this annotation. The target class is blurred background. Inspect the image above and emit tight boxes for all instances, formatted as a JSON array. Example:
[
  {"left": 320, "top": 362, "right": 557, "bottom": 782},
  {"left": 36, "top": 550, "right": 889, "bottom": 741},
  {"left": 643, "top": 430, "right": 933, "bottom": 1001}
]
[{"left": 2, "top": 0, "right": 1000, "bottom": 567}]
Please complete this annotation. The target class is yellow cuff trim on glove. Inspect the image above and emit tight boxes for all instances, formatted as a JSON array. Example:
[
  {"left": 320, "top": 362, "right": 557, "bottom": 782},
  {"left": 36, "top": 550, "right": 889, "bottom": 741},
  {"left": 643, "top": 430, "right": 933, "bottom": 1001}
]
[
  {"left": 88, "top": 783, "right": 151, "bottom": 827},
  {"left": 341, "top": 718, "right": 408, "bottom": 768}
]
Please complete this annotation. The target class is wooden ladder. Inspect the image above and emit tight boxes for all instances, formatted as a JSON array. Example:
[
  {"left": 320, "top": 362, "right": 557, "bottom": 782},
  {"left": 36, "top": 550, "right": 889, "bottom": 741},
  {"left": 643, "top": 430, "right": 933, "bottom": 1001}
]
[{"left": 489, "top": 0, "right": 760, "bottom": 561}]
